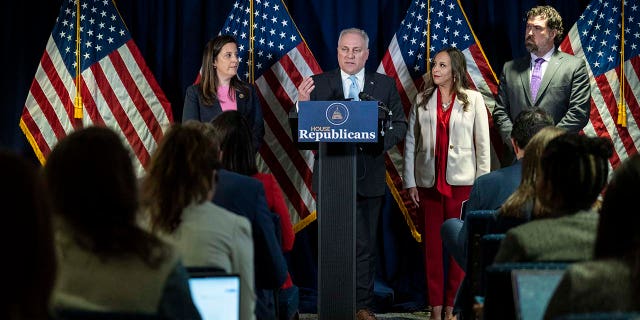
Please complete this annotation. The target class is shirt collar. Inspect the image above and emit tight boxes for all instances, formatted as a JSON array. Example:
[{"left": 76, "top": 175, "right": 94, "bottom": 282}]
[
  {"left": 341, "top": 69, "right": 365, "bottom": 86},
  {"left": 530, "top": 46, "right": 555, "bottom": 63}
]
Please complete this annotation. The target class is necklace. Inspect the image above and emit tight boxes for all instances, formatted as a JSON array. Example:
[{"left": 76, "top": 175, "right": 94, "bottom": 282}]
[{"left": 442, "top": 101, "right": 451, "bottom": 110}]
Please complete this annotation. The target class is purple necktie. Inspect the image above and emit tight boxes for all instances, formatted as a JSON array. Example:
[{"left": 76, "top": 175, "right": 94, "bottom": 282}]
[{"left": 530, "top": 58, "right": 544, "bottom": 101}]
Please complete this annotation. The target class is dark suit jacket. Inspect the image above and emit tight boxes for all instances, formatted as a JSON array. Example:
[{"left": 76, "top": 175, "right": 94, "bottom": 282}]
[
  {"left": 308, "top": 69, "right": 407, "bottom": 197},
  {"left": 492, "top": 50, "right": 590, "bottom": 144},
  {"left": 464, "top": 160, "right": 522, "bottom": 216},
  {"left": 183, "top": 84, "right": 265, "bottom": 150},
  {"left": 445, "top": 160, "right": 523, "bottom": 267},
  {"left": 213, "top": 169, "right": 287, "bottom": 290}
]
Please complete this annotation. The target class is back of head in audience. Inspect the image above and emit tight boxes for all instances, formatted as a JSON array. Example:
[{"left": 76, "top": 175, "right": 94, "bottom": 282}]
[
  {"left": 142, "top": 123, "right": 220, "bottom": 234},
  {"left": 510, "top": 107, "right": 554, "bottom": 151},
  {"left": 44, "top": 126, "right": 167, "bottom": 267},
  {"left": 535, "top": 133, "right": 613, "bottom": 217},
  {"left": 210, "top": 110, "right": 258, "bottom": 176},
  {"left": 500, "top": 126, "right": 566, "bottom": 218},
  {"left": 1, "top": 150, "right": 56, "bottom": 320},
  {"left": 595, "top": 153, "right": 640, "bottom": 261}
]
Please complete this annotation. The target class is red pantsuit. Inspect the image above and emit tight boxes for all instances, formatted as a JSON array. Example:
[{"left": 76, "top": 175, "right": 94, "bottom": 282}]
[{"left": 419, "top": 185, "right": 470, "bottom": 307}]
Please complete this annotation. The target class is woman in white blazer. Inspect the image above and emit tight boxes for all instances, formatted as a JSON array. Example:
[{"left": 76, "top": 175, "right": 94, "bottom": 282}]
[{"left": 403, "top": 47, "right": 490, "bottom": 320}]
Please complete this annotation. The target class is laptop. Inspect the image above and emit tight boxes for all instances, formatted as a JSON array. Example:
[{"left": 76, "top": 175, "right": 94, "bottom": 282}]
[
  {"left": 186, "top": 267, "right": 241, "bottom": 320},
  {"left": 511, "top": 269, "right": 565, "bottom": 320}
]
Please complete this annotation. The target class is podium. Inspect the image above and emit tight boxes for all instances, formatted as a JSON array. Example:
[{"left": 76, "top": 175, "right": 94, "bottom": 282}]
[{"left": 290, "top": 101, "right": 381, "bottom": 319}]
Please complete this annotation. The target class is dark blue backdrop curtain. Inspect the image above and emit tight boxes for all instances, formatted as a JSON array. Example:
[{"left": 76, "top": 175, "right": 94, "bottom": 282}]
[
  {"left": 2, "top": 0, "right": 590, "bottom": 153},
  {"left": 2, "top": 0, "right": 589, "bottom": 311}
]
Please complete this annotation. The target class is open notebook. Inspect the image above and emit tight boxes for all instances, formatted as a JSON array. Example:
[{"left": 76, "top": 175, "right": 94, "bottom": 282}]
[
  {"left": 511, "top": 269, "right": 565, "bottom": 320},
  {"left": 186, "top": 267, "right": 240, "bottom": 320}
]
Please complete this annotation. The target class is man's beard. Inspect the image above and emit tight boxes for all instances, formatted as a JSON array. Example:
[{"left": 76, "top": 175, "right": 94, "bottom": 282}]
[{"left": 525, "top": 37, "right": 538, "bottom": 53}]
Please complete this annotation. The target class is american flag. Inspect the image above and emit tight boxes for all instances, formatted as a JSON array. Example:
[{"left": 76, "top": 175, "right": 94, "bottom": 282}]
[
  {"left": 219, "top": 0, "right": 322, "bottom": 227},
  {"left": 377, "top": 0, "right": 500, "bottom": 241},
  {"left": 20, "top": 0, "right": 172, "bottom": 175},
  {"left": 560, "top": 0, "right": 640, "bottom": 169}
]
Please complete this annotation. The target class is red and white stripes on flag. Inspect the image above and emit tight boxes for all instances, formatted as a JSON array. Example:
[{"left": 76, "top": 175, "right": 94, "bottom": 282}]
[
  {"left": 559, "top": 0, "right": 640, "bottom": 169},
  {"left": 219, "top": 0, "right": 321, "bottom": 228},
  {"left": 20, "top": 0, "right": 172, "bottom": 175},
  {"left": 377, "top": 0, "right": 500, "bottom": 241}
]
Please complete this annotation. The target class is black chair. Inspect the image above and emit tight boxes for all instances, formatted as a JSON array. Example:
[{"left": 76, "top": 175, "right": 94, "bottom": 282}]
[
  {"left": 55, "top": 308, "right": 169, "bottom": 320},
  {"left": 464, "top": 210, "right": 497, "bottom": 297},
  {"left": 477, "top": 233, "right": 505, "bottom": 297},
  {"left": 453, "top": 210, "right": 496, "bottom": 320},
  {"left": 483, "top": 262, "right": 571, "bottom": 320}
]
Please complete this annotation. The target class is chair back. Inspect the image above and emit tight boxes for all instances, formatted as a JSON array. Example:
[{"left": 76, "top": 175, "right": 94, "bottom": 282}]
[
  {"left": 465, "top": 210, "right": 497, "bottom": 296},
  {"left": 456, "top": 210, "right": 496, "bottom": 320},
  {"left": 478, "top": 233, "right": 505, "bottom": 297}
]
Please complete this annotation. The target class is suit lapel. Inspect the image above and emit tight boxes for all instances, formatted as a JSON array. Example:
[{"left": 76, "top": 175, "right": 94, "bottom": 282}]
[
  {"left": 363, "top": 72, "right": 377, "bottom": 97},
  {"left": 535, "top": 51, "right": 562, "bottom": 101},
  {"left": 517, "top": 56, "right": 534, "bottom": 106},
  {"left": 328, "top": 69, "right": 346, "bottom": 100},
  {"left": 235, "top": 88, "right": 248, "bottom": 113}
]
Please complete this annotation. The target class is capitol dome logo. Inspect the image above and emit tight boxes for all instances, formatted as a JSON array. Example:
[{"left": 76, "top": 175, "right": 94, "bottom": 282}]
[{"left": 325, "top": 102, "right": 349, "bottom": 125}]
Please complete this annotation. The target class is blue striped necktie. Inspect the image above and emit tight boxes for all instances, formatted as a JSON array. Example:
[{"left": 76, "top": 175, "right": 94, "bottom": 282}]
[{"left": 348, "top": 75, "right": 359, "bottom": 101}]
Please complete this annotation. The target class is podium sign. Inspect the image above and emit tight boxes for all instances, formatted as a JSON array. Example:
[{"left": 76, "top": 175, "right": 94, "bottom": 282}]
[{"left": 298, "top": 101, "right": 378, "bottom": 143}]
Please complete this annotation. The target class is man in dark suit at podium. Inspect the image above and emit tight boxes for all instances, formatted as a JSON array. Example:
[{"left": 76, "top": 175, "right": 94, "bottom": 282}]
[{"left": 297, "top": 27, "right": 407, "bottom": 319}]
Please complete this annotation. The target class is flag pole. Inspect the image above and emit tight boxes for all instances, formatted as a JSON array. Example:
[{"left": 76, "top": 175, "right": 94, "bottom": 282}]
[
  {"left": 426, "top": 0, "right": 431, "bottom": 74},
  {"left": 249, "top": 0, "right": 255, "bottom": 84},
  {"left": 74, "top": 0, "right": 83, "bottom": 119},
  {"left": 617, "top": 0, "right": 627, "bottom": 127}
]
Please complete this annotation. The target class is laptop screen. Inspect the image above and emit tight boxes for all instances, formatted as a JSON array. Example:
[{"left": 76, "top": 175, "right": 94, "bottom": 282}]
[
  {"left": 511, "top": 269, "right": 565, "bottom": 320},
  {"left": 186, "top": 267, "right": 240, "bottom": 320}
]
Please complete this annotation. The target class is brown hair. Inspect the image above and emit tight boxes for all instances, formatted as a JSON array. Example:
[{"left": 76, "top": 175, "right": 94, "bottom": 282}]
[
  {"left": 526, "top": 5, "right": 564, "bottom": 43},
  {"left": 535, "top": 133, "right": 612, "bottom": 218},
  {"left": 142, "top": 123, "right": 220, "bottom": 234},
  {"left": 44, "top": 126, "right": 169, "bottom": 268},
  {"left": 211, "top": 111, "right": 258, "bottom": 176},
  {"left": 418, "top": 47, "right": 471, "bottom": 111},
  {"left": 499, "top": 126, "right": 566, "bottom": 219},
  {"left": 1, "top": 150, "right": 56, "bottom": 320},
  {"left": 198, "top": 35, "right": 250, "bottom": 105}
]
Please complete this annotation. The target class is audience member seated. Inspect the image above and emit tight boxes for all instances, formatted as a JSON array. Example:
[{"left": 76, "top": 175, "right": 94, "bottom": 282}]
[
  {"left": 141, "top": 124, "right": 255, "bottom": 320},
  {"left": 444, "top": 125, "right": 563, "bottom": 319},
  {"left": 211, "top": 110, "right": 299, "bottom": 320},
  {"left": 44, "top": 127, "right": 201, "bottom": 320},
  {"left": 441, "top": 108, "right": 555, "bottom": 269},
  {"left": 185, "top": 120, "right": 288, "bottom": 319},
  {"left": 544, "top": 154, "right": 640, "bottom": 319},
  {"left": 0, "top": 150, "right": 56, "bottom": 320},
  {"left": 489, "top": 126, "right": 566, "bottom": 232},
  {"left": 494, "top": 133, "right": 613, "bottom": 262}
]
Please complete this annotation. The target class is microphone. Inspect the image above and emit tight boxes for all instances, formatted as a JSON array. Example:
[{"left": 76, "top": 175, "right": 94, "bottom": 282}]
[
  {"left": 358, "top": 92, "right": 393, "bottom": 133},
  {"left": 358, "top": 92, "right": 392, "bottom": 115}
]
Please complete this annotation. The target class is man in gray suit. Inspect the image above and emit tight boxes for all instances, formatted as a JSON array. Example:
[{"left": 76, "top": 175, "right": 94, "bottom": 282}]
[{"left": 492, "top": 5, "right": 590, "bottom": 166}]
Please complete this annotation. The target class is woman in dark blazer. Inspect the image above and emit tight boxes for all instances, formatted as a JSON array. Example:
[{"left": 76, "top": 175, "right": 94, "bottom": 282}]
[{"left": 183, "top": 35, "right": 264, "bottom": 151}]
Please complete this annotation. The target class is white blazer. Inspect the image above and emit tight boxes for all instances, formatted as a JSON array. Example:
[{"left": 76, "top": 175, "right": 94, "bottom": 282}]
[{"left": 403, "top": 88, "right": 490, "bottom": 188}]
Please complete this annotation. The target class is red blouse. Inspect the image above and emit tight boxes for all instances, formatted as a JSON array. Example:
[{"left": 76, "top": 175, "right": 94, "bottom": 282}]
[{"left": 435, "top": 89, "right": 455, "bottom": 198}]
